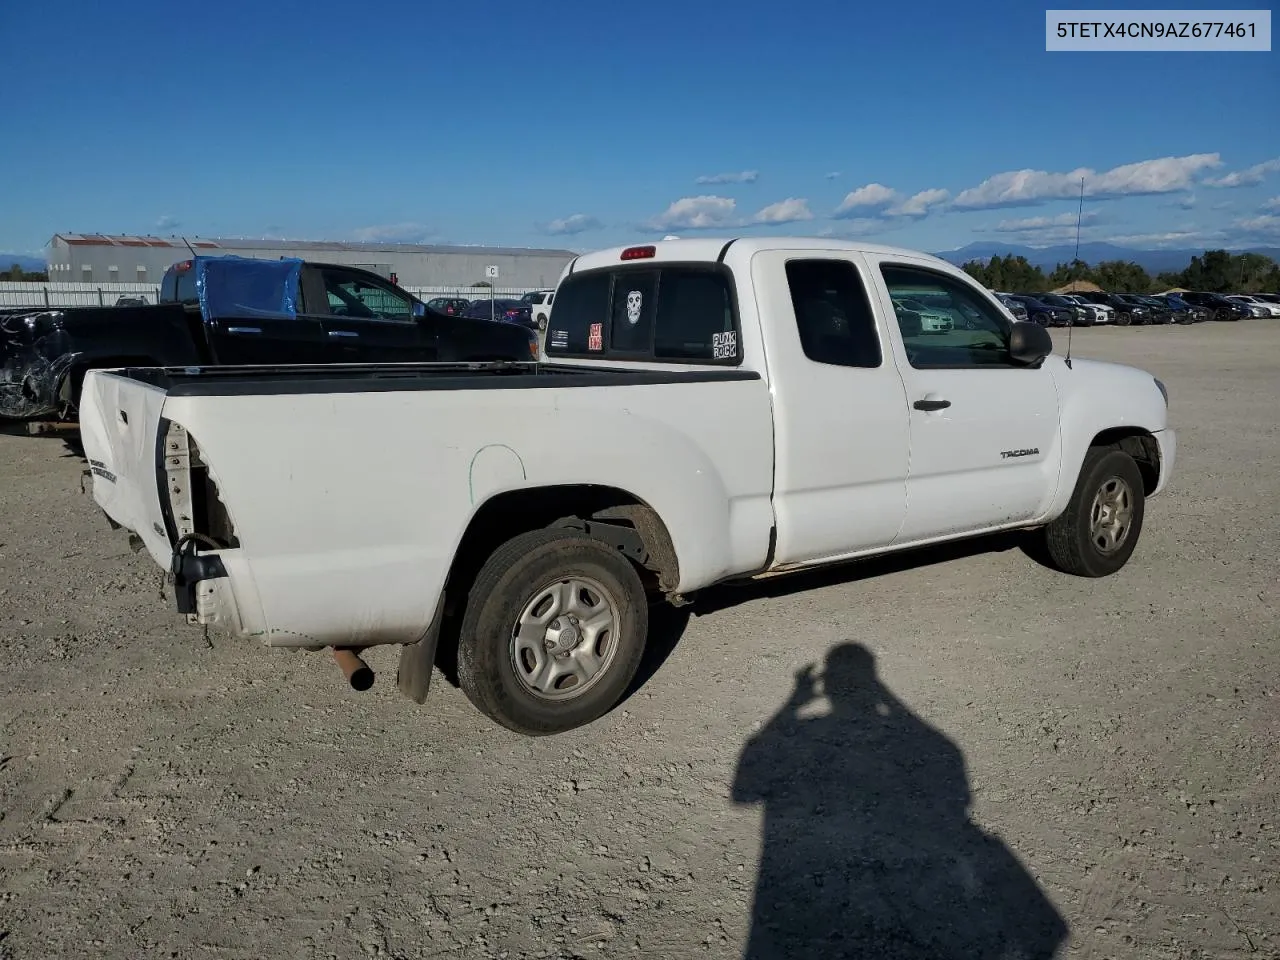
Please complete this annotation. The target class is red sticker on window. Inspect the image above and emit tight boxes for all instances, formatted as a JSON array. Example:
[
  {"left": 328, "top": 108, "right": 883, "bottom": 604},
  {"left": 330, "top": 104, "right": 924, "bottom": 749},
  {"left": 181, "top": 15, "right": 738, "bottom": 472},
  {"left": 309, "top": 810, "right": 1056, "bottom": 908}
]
[{"left": 587, "top": 322, "right": 603, "bottom": 351}]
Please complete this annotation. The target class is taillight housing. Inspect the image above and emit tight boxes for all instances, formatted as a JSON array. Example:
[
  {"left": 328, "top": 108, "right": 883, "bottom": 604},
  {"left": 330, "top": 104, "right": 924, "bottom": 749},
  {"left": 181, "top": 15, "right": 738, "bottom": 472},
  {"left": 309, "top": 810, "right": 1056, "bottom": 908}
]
[{"left": 621, "top": 245, "right": 656, "bottom": 260}]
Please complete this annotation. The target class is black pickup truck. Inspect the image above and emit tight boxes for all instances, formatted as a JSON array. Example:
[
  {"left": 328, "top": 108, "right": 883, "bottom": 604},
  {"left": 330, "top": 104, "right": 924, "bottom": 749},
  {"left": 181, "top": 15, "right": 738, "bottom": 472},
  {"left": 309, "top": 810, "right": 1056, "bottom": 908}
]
[{"left": 1, "top": 255, "right": 538, "bottom": 421}]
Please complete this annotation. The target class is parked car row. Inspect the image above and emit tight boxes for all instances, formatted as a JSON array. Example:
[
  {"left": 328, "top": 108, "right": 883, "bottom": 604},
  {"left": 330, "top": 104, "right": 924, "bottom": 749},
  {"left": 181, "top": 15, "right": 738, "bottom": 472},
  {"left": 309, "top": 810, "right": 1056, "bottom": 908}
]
[
  {"left": 426, "top": 289, "right": 557, "bottom": 331},
  {"left": 992, "top": 289, "right": 1279, "bottom": 326}
]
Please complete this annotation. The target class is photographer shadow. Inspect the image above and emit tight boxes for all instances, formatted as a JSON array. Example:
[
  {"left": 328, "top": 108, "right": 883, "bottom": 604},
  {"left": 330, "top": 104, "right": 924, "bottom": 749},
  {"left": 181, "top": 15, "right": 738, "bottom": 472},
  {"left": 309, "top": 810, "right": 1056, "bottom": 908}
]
[{"left": 732, "top": 642, "right": 1068, "bottom": 959}]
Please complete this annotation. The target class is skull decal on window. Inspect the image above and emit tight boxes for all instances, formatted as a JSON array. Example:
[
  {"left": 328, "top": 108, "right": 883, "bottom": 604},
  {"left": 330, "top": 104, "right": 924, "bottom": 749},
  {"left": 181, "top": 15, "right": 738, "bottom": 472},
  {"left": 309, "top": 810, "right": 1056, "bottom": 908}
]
[{"left": 625, "top": 290, "right": 643, "bottom": 325}]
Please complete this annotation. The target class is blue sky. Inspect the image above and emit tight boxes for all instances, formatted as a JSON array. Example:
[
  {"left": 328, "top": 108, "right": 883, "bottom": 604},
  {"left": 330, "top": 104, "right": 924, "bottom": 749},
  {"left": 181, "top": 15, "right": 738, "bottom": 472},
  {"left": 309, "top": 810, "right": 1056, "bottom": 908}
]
[{"left": 2, "top": 0, "right": 1277, "bottom": 256}]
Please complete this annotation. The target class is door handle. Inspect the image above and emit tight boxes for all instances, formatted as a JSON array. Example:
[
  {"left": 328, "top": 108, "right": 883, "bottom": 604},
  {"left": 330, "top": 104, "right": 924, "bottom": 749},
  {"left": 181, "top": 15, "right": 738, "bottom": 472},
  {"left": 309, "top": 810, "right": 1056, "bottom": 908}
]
[
  {"left": 913, "top": 397, "right": 951, "bottom": 411},
  {"left": 226, "top": 326, "right": 261, "bottom": 335},
  {"left": 328, "top": 330, "right": 359, "bottom": 338}
]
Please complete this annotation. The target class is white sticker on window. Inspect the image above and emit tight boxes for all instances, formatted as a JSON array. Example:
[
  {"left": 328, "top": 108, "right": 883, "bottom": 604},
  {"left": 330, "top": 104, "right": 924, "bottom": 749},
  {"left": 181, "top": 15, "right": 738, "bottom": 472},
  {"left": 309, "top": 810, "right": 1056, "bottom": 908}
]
[
  {"left": 625, "top": 290, "right": 643, "bottom": 325},
  {"left": 711, "top": 330, "right": 738, "bottom": 359},
  {"left": 549, "top": 329, "right": 569, "bottom": 349}
]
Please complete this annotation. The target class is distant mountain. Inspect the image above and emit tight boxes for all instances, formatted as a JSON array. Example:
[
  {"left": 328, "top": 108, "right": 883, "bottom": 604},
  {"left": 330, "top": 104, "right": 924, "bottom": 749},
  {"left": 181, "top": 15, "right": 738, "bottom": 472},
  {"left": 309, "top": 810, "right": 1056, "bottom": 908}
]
[
  {"left": 0, "top": 253, "right": 47, "bottom": 273},
  {"left": 934, "top": 242, "right": 1280, "bottom": 275}
]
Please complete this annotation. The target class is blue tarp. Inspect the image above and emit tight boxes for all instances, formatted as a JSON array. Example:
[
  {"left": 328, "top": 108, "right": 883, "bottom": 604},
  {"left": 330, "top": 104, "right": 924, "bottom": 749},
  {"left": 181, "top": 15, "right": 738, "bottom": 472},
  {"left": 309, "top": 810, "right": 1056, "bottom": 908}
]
[{"left": 195, "top": 255, "right": 303, "bottom": 321}]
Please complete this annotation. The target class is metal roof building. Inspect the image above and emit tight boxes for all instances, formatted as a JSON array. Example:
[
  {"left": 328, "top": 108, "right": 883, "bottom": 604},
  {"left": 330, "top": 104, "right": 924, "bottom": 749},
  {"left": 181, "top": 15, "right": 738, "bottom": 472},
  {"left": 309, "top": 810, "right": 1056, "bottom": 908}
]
[{"left": 43, "top": 234, "right": 578, "bottom": 290}]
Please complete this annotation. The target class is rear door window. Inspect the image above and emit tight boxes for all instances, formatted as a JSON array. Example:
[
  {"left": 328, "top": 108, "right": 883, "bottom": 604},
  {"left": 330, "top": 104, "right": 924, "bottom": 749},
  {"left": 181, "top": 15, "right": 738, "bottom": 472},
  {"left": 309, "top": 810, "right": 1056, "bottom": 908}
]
[{"left": 784, "top": 259, "right": 882, "bottom": 368}]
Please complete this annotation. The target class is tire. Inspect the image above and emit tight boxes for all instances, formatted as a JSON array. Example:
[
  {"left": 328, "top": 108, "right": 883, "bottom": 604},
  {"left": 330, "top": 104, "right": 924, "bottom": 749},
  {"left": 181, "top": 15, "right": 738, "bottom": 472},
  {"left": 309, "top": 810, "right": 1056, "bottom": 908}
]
[
  {"left": 1043, "top": 447, "right": 1146, "bottom": 578},
  {"left": 1116, "top": 311, "right": 1132, "bottom": 327},
  {"left": 456, "top": 528, "right": 649, "bottom": 735},
  {"left": 536, "top": 314, "right": 547, "bottom": 331}
]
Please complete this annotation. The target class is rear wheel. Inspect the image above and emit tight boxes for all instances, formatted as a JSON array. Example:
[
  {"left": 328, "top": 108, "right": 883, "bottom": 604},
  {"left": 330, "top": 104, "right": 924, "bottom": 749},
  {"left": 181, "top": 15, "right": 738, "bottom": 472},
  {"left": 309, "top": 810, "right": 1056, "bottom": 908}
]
[
  {"left": 1042, "top": 447, "right": 1146, "bottom": 578},
  {"left": 456, "top": 528, "right": 649, "bottom": 735}
]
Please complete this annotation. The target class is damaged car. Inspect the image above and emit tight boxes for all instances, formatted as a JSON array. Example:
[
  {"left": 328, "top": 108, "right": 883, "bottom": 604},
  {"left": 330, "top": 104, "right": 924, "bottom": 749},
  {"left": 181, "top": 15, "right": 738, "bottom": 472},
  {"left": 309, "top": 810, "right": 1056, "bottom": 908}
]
[{"left": 1, "top": 255, "right": 538, "bottom": 422}]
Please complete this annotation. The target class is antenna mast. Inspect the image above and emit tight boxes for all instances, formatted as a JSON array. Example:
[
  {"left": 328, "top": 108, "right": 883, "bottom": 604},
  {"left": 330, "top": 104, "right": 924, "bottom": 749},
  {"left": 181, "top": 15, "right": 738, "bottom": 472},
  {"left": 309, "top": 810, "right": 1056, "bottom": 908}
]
[{"left": 1062, "top": 176, "right": 1085, "bottom": 369}]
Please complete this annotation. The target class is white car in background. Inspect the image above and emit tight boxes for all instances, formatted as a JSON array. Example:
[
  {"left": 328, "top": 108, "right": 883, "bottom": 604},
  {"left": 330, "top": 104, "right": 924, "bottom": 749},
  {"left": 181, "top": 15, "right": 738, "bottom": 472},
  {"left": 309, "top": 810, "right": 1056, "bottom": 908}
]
[
  {"left": 891, "top": 295, "right": 954, "bottom": 332},
  {"left": 521, "top": 290, "right": 556, "bottom": 330},
  {"left": 1226, "top": 295, "right": 1280, "bottom": 318},
  {"left": 1058, "top": 294, "right": 1114, "bottom": 324}
]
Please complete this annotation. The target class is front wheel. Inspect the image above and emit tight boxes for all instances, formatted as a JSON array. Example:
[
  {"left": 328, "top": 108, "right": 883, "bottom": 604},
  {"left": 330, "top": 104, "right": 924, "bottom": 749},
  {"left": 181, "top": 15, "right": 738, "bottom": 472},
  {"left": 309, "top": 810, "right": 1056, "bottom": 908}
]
[
  {"left": 1042, "top": 447, "right": 1146, "bottom": 578},
  {"left": 457, "top": 528, "right": 649, "bottom": 735}
]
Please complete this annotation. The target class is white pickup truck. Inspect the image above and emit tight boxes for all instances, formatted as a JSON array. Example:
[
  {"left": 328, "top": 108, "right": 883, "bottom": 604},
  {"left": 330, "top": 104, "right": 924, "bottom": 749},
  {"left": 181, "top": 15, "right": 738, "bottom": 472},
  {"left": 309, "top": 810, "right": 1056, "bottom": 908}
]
[{"left": 78, "top": 237, "right": 1175, "bottom": 736}]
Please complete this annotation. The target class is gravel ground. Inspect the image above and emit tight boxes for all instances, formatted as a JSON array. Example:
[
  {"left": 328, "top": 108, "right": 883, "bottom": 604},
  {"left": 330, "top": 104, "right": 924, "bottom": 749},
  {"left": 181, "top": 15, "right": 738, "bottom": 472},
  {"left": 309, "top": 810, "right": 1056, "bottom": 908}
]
[{"left": 1, "top": 322, "right": 1277, "bottom": 959}]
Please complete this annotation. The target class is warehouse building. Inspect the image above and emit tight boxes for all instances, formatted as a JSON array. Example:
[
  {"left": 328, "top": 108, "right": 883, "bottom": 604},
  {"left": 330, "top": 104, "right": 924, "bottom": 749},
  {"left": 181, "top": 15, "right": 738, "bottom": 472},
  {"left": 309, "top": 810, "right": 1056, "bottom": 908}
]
[{"left": 43, "top": 234, "right": 578, "bottom": 289}]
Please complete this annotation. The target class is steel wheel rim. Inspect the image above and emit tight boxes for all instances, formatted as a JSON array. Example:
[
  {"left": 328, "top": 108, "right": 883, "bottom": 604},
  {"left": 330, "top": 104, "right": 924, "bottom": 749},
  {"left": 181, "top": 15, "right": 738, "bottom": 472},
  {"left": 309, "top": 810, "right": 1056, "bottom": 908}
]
[
  {"left": 510, "top": 575, "right": 621, "bottom": 701},
  {"left": 1089, "top": 476, "right": 1134, "bottom": 555}
]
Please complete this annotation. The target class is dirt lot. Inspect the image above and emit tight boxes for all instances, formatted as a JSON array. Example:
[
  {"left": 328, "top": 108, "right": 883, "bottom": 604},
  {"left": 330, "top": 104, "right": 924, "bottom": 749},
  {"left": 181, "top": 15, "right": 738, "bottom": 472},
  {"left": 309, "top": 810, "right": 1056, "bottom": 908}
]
[{"left": 1, "top": 322, "right": 1277, "bottom": 959}]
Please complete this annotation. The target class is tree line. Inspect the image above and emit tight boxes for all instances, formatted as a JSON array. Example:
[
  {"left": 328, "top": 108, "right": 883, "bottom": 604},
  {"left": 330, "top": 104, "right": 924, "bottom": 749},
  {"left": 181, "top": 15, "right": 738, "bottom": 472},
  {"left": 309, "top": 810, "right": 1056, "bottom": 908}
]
[
  {"left": 962, "top": 250, "right": 1280, "bottom": 295},
  {"left": 5, "top": 263, "right": 49, "bottom": 281}
]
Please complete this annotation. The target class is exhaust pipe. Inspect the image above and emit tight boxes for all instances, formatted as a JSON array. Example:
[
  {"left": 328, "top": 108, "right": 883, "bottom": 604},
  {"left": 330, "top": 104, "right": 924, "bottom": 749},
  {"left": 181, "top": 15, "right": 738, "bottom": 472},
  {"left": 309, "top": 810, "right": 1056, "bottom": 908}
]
[{"left": 332, "top": 648, "right": 374, "bottom": 691}]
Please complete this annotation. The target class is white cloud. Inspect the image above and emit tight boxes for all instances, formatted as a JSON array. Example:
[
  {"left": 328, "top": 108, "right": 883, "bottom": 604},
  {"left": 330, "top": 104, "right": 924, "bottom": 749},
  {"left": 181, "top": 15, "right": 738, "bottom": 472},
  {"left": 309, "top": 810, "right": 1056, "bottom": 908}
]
[
  {"left": 888, "top": 188, "right": 950, "bottom": 218},
  {"left": 695, "top": 170, "right": 759, "bottom": 185},
  {"left": 540, "top": 214, "right": 602, "bottom": 235},
  {"left": 751, "top": 198, "right": 814, "bottom": 225},
  {"left": 1236, "top": 213, "right": 1280, "bottom": 236},
  {"left": 155, "top": 214, "right": 181, "bottom": 230},
  {"left": 817, "top": 219, "right": 898, "bottom": 239},
  {"left": 832, "top": 183, "right": 948, "bottom": 220},
  {"left": 1175, "top": 193, "right": 1197, "bottom": 210},
  {"left": 1105, "top": 230, "right": 1218, "bottom": 248},
  {"left": 1260, "top": 196, "right": 1280, "bottom": 212},
  {"left": 992, "top": 211, "right": 1099, "bottom": 233},
  {"left": 825, "top": 171, "right": 842, "bottom": 180},
  {"left": 351, "top": 222, "right": 433, "bottom": 243},
  {"left": 1204, "top": 157, "right": 1280, "bottom": 188},
  {"left": 834, "top": 182, "right": 897, "bottom": 215},
  {"left": 952, "top": 153, "right": 1222, "bottom": 210},
  {"left": 645, "top": 195, "right": 738, "bottom": 230}
]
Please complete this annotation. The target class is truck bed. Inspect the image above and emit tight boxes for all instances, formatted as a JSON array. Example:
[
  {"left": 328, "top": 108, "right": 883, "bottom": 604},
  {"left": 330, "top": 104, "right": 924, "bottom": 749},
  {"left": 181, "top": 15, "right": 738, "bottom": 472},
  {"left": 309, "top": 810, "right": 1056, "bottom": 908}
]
[{"left": 109, "top": 360, "right": 761, "bottom": 397}]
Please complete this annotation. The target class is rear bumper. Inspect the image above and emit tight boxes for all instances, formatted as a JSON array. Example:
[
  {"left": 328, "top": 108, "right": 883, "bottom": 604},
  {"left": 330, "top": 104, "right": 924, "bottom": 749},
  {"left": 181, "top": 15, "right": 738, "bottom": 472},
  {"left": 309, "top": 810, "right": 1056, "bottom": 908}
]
[{"left": 172, "top": 546, "right": 268, "bottom": 640}]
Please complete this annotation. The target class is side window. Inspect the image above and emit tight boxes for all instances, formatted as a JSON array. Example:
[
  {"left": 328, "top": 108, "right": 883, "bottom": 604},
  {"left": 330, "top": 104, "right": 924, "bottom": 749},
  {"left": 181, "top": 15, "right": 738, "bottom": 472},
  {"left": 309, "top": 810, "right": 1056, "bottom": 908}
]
[
  {"left": 784, "top": 259, "right": 881, "bottom": 368},
  {"left": 321, "top": 270, "right": 412, "bottom": 320},
  {"left": 880, "top": 264, "right": 1013, "bottom": 369},
  {"left": 653, "top": 269, "right": 737, "bottom": 361},
  {"left": 610, "top": 272, "right": 658, "bottom": 352},
  {"left": 175, "top": 271, "right": 197, "bottom": 303}
]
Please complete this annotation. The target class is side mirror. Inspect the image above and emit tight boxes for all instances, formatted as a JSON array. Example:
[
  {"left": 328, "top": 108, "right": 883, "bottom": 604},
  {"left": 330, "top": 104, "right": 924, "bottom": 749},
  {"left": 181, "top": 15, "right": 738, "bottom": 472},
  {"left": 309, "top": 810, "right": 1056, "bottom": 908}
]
[
  {"left": 412, "top": 302, "right": 425, "bottom": 318},
  {"left": 1008, "top": 320, "right": 1052, "bottom": 365}
]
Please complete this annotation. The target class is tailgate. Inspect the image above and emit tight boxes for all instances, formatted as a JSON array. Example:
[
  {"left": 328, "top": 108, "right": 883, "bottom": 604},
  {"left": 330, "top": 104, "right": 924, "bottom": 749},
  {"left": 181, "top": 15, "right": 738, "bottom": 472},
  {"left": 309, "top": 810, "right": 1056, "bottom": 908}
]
[{"left": 78, "top": 369, "right": 174, "bottom": 569}]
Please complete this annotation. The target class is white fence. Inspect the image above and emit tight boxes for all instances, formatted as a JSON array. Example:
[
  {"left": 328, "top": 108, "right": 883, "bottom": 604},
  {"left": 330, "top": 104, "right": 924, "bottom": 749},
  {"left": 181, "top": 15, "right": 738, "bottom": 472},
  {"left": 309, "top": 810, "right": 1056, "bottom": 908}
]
[{"left": 0, "top": 282, "right": 541, "bottom": 309}]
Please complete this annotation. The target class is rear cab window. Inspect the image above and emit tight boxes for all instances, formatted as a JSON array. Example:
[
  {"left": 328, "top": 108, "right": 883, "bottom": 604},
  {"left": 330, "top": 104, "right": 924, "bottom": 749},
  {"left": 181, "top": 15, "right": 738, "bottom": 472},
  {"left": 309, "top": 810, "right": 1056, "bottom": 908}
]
[
  {"left": 161, "top": 261, "right": 198, "bottom": 303},
  {"left": 546, "top": 264, "right": 740, "bottom": 364}
]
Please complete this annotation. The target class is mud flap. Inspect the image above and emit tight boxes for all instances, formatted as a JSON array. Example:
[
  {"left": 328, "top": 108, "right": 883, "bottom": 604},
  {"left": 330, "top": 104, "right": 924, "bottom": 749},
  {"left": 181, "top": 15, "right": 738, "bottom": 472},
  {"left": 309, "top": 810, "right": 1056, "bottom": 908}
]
[{"left": 396, "top": 594, "right": 446, "bottom": 704}]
